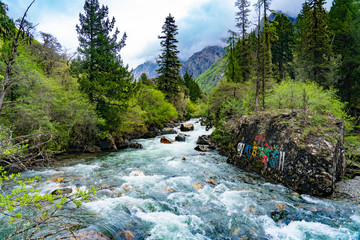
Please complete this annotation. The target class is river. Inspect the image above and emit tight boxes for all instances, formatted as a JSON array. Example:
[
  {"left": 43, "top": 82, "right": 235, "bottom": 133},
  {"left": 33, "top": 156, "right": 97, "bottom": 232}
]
[{"left": 2, "top": 119, "right": 360, "bottom": 239}]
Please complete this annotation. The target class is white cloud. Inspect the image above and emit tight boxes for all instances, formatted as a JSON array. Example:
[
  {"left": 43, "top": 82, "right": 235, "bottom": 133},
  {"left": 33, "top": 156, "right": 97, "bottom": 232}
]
[{"left": 2, "top": 0, "right": 334, "bottom": 69}]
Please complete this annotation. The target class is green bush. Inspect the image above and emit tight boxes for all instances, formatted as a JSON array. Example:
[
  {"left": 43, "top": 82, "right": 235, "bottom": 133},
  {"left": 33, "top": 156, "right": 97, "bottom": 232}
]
[{"left": 266, "top": 80, "right": 353, "bottom": 129}]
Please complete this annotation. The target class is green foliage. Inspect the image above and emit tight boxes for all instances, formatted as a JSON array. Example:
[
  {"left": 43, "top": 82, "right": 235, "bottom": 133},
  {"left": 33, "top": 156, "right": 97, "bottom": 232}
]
[
  {"left": 205, "top": 81, "right": 250, "bottom": 126},
  {"left": 295, "top": 0, "right": 332, "bottom": 86},
  {"left": 118, "top": 84, "right": 178, "bottom": 135},
  {"left": 195, "top": 56, "right": 226, "bottom": 94},
  {"left": 0, "top": 166, "right": 96, "bottom": 238},
  {"left": 184, "top": 72, "right": 202, "bottom": 102},
  {"left": 329, "top": 0, "right": 360, "bottom": 111},
  {"left": 271, "top": 13, "right": 295, "bottom": 81},
  {"left": 265, "top": 80, "right": 352, "bottom": 129}
]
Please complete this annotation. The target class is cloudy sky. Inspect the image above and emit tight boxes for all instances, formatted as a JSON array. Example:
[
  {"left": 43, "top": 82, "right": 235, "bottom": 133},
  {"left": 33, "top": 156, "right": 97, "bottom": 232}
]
[{"left": 3, "top": 0, "right": 333, "bottom": 69}]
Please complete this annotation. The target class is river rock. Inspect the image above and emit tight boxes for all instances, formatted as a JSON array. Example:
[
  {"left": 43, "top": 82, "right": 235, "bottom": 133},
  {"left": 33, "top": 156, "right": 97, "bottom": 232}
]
[
  {"left": 70, "top": 230, "right": 110, "bottom": 240},
  {"left": 180, "top": 123, "right": 194, "bottom": 132},
  {"left": 162, "top": 127, "right": 177, "bottom": 134},
  {"left": 161, "top": 136, "right": 174, "bottom": 144},
  {"left": 222, "top": 110, "right": 346, "bottom": 196},
  {"left": 51, "top": 188, "right": 73, "bottom": 195},
  {"left": 197, "top": 135, "right": 211, "bottom": 145},
  {"left": 175, "top": 133, "right": 186, "bottom": 142},
  {"left": 195, "top": 145, "right": 212, "bottom": 152}
]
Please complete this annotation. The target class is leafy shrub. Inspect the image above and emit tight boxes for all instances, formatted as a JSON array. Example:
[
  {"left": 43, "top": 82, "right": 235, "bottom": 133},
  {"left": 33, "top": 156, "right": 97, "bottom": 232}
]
[{"left": 266, "top": 80, "right": 353, "bottom": 129}]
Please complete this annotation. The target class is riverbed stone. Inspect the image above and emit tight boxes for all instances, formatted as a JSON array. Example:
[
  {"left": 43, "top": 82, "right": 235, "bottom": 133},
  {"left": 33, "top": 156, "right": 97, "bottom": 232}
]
[
  {"left": 160, "top": 136, "right": 174, "bottom": 144},
  {"left": 70, "top": 230, "right": 110, "bottom": 240},
  {"left": 51, "top": 188, "right": 73, "bottom": 195},
  {"left": 218, "top": 110, "right": 346, "bottom": 196},
  {"left": 195, "top": 145, "right": 212, "bottom": 152},
  {"left": 175, "top": 133, "right": 186, "bottom": 142},
  {"left": 197, "top": 135, "right": 211, "bottom": 145},
  {"left": 162, "top": 127, "right": 177, "bottom": 134},
  {"left": 180, "top": 123, "right": 194, "bottom": 132}
]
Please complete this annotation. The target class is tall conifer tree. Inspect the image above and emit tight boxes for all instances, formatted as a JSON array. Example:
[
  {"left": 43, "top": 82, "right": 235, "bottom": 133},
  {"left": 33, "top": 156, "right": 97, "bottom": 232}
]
[
  {"left": 235, "top": 0, "right": 252, "bottom": 83},
  {"left": 72, "top": 0, "right": 133, "bottom": 128},
  {"left": 156, "top": 14, "right": 182, "bottom": 102},
  {"left": 296, "top": 0, "right": 331, "bottom": 86},
  {"left": 271, "top": 13, "right": 295, "bottom": 81}
]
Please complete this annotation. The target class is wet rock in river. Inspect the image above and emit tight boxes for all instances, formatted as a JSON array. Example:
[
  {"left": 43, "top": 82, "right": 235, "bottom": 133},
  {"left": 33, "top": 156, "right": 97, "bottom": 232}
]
[
  {"left": 70, "top": 230, "right": 110, "bottom": 240},
  {"left": 160, "top": 136, "right": 174, "bottom": 144},
  {"left": 195, "top": 145, "right": 213, "bottom": 152},
  {"left": 161, "top": 127, "right": 177, "bottom": 134},
  {"left": 175, "top": 133, "right": 186, "bottom": 142},
  {"left": 180, "top": 123, "right": 194, "bottom": 132},
  {"left": 197, "top": 135, "right": 211, "bottom": 145},
  {"left": 223, "top": 110, "right": 346, "bottom": 196},
  {"left": 51, "top": 188, "right": 73, "bottom": 195}
]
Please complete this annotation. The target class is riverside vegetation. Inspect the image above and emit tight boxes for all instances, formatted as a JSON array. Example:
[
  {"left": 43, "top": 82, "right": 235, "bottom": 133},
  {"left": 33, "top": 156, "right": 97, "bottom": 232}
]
[{"left": 0, "top": 0, "right": 359, "bottom": 239}]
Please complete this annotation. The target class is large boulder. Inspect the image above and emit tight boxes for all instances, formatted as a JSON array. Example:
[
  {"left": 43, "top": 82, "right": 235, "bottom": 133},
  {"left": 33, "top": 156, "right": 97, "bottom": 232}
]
[
  {"left": 175, "top": 133, "right": 186, "bottom": 142},
  {"left": 160, "top": 136, "right": 174, "bottom": 144},
  {"left": 180, "top": 123, "right": 194, "bottom": 132},
  {"left": 219, "top": 110, "right": 346, "bottom": 196}
]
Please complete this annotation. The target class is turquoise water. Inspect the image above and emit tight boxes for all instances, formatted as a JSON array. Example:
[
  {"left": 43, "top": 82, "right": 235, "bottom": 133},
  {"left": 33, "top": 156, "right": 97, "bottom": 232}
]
[{"left": 2, "top": 120, "right": 360, "bottom": 239}]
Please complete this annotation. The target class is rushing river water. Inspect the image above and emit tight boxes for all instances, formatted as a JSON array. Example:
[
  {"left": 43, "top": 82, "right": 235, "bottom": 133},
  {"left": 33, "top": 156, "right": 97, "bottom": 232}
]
[{"left": 2, "top": 119, "right": 360, "bottom": 239}]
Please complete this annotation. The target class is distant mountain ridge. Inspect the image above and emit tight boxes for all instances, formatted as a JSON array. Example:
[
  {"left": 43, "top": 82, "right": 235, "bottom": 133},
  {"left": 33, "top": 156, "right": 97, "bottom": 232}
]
[{"left": 133, "top": 45, "right": 225, "bottom": 80}]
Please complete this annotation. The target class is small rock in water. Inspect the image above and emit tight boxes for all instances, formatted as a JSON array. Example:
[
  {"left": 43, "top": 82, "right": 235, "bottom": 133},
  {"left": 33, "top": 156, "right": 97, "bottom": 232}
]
[
  {"left": 208, "top": 179, "right": 217, "bottom": 185},
  {"left": 167, "top": 187, "right": 174, "bottom": 193},
  {"left": 129, "top": 170, "right": 145, "bottom": 176},
  {"left": 195, "top": 145, "right": 212, "bottom": 152},
  {"left": 51, "top": 188, "right": 73, "bottom": 195},
  {"left": 160, "top": 136, "right": 174, "bottom": 144},
  {"left": 117, "top": 230, "right": 135, "bottom": 240},
  {"left": 175, "top": 133, "right": 186, "bottom": 142},
  {"left": 270, "top": 210, "right": 289, "bottom": 222},
  {"left": 161, "top": 127, "right": 177, "bottom": 134},
  {"left": 194, "top": 183, "right": 203, "bottom": 190},
  {"left": 180, "top": 123, "right": 194, "bottom": 132},
  {"left": 291, "top": 192, "right": 301, "bottom": 198},
  {"left": 182, "top": 155, "right": 188, "bottom": 160},
  {"left": 100, "top": 184, "right": 110, "bottom": 189},
  {"left": 53, "top": 177, "right": 64, "bottom": 182},
  {"left": 70, "top": 230, "right": 110, "bottom": 240}
]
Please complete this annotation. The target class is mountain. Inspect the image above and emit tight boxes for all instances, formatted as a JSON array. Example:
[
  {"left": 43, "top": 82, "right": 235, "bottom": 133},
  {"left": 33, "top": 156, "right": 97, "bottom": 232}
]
[
  {"left": 194, "top": 56, "right": 226, "bottom": 94},
  {"left": 180, "top": 46, "right": 225, "bottom": 78},
  {"left": 132, "top": 61, "right": 158, "bottom": 80},
  {"left": 133, "top": 45, "right": 225, "bottom": 80}
]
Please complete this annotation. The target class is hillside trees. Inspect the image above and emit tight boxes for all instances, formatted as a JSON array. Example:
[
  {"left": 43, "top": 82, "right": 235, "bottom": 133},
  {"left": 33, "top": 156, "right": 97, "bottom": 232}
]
[
  {"left": 71, "top": 0, "right": 134, "bottom": 130},
  {"left": 296, "top": 0, "right": 332, "bottom": 86},
  {"left": 329, "top": 0, "right": 360, "bottom": 111},
  {"left": 271, "top": 13, "right": 295, "bottom": 81},
  {"left": 184, "top": 72, "right": 202, "bottom": 102},
  {"left": 156, "top": 14, "right": 182, "bottom": 102}
]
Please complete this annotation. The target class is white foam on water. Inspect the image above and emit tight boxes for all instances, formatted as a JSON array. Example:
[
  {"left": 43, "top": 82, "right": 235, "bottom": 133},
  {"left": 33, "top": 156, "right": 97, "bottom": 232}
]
[
  {"left": 350, "top": 215, "right": 360, "bottom": 223},
  {"left": 301, "top": 194, "right": 330, "bottom": 207},
  {"left": 135, "top": 211, "right": 206, "bottom": 240},
  {"left": 61, "top": 163, "right": 100, "bottom": 175},
  {"left": 23, "top": 169, "right": 62, "bottom": 177},
  {"left": 262, "top": 216, "right": 356, "bottom": 240},
  {"left": 219, "top": 190, "right": 251, "bottom": 215},
  {"left": 121, "top": 175, "right": 166, "bottom": 190},
  {"left": 84, "top": 196, "right": 159, "bottom": 216}
]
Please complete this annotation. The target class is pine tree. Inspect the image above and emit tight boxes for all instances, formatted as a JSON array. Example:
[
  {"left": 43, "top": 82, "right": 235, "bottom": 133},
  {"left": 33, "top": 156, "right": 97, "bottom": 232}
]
[
  {"left": 329, "top": 0, "right": 360, "bottom": 109},
  {"left": 156, "top": 14, "right": 182, "bottom": 102},
  {"left": 296, "top": 0, "right": 332, "bottom": 86},
  {"left": 235, "top": 0, "right": 252, "bottom": 83},
  {"left": 271, "top": 13, "right": 295, "bottom": 81},
  {"left": 224, "top": 30, "right": 240, "bottom": 82},
  {"left": 72, "top": 0, "right": 133, "bottom": 129}
]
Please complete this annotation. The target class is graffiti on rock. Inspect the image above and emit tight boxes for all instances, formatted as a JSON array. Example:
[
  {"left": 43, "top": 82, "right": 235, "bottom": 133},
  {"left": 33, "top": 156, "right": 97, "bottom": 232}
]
[{"left": 237, "top": 129, "right": 286, "bottom": 171}]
